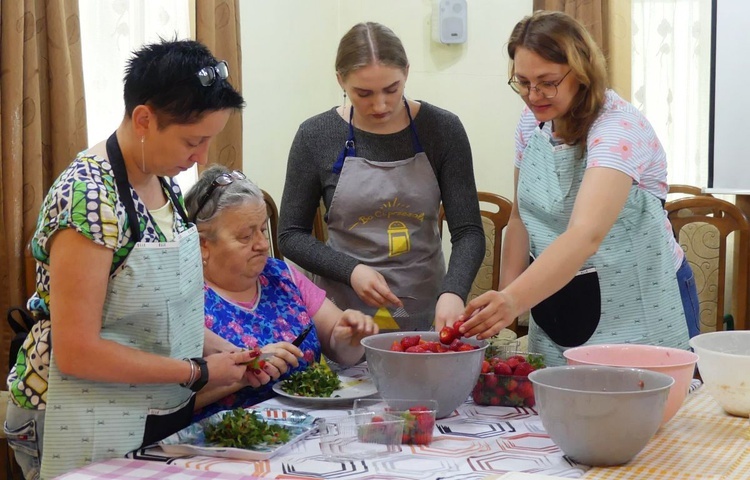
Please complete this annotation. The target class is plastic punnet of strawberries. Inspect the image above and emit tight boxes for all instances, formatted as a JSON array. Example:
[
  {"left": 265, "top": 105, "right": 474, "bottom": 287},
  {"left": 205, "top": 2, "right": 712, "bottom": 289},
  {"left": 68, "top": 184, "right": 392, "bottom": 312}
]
[{"left": 471, "top": 351, "right": 545, "bottom": 407}]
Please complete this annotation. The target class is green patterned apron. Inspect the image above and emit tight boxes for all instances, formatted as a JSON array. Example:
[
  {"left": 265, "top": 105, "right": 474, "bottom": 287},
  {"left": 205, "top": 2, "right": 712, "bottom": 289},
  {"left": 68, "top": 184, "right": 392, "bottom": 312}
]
[
  {"left": 518, "top": 126, "right": 689, "bottom": 366},
  {"left": 39, "top": 229, "right": 204, "bottom": 477}
]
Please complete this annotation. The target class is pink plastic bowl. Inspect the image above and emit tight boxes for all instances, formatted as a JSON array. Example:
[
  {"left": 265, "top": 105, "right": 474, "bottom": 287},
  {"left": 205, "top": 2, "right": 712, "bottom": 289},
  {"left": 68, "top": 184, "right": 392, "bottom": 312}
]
[{"left": 563, "top": 344, "right": 698, "bottom": 425}]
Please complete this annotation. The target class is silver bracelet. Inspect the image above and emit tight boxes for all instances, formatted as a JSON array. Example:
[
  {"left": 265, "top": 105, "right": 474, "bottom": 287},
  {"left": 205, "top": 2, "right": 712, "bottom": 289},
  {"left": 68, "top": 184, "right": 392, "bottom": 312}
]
[{"left": 180, "top": 358, "right": 198, "bottom": 389}]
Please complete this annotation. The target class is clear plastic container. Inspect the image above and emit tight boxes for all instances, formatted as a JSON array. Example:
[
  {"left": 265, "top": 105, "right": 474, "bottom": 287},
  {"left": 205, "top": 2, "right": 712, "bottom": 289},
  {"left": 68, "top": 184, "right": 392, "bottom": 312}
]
[
  {"left": 353, "top": 398, "right": 438, "bottom": 445},
  {"left": 318, "top": 412, "right": 404, "bottom": 461}
]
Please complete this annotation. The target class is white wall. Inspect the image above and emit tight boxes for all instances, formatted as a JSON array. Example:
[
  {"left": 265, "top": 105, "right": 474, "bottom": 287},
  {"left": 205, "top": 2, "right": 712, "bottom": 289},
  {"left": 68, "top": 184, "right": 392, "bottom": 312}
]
[{"left": 240, "top": 0, "right": 532, "bottom": 204}]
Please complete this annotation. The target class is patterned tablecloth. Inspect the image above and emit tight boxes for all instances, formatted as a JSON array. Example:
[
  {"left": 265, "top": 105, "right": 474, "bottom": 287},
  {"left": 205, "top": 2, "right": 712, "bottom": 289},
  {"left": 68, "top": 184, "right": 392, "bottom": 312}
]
[
  {"left": 55, "top": 458, "right": 260, "bottom": 479},
  {"left": 582, "top": 386, "right": 750, "bottom": 480},
  {"left": 130, "top": 365, "right": 589, "bottom": 479}
]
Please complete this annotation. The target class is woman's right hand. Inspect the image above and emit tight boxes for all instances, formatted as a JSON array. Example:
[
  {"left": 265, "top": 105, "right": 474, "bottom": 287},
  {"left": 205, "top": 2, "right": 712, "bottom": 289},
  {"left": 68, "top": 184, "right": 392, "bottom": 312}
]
[
  {"left": 204, "top": 350, "right": 263, "bottom": 387},
  {"left": 350, "top": 264, "right": 401, "bottom": 308}
]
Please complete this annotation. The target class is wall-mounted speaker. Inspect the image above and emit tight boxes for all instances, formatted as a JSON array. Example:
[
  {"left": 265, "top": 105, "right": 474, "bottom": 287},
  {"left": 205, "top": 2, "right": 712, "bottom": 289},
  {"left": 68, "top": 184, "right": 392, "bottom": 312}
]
[{"left": 432, "top": 0, "right": 468, "bottom": 44}]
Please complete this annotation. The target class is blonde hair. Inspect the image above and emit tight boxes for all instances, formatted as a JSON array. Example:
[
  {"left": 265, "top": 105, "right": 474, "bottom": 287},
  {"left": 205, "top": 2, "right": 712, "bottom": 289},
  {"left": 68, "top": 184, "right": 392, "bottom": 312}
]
[
  {"left": 335, "top": 22, "right": 409, "bottom": 79},
  {"left": 507, "top": 11, "right": 608, "bottom": 147}
]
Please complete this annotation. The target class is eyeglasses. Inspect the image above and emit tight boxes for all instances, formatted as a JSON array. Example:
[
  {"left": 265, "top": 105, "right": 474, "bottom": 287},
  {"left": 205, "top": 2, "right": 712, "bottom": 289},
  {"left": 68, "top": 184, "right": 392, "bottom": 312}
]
[
  {"left": 196, "top": 60, "right": 229, "bottom": 87},
  {"left": 508, "top": 69, "right": 572, "bottom": 98},
  {"left": 191, "top": 170, "right": 246, "bottom": 223}
]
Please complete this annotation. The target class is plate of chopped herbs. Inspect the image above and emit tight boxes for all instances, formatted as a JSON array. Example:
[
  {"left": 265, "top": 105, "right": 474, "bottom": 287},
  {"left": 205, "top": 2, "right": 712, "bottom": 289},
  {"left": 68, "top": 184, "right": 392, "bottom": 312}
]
[
  {"left": 272, "top": 362, "right": 377, "bottom": 404},
  {"left": 158, "top": 407, "right": 316, "bottom": 460}
]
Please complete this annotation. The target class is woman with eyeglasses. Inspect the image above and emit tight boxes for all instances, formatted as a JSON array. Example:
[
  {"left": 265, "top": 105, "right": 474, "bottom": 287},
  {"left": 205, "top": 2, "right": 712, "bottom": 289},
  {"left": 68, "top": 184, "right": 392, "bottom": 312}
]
[
  {"left": 3, "top": 40, "right": 258, "bottom": 479},
  {"left": 185, "top": 165, "right": 378, "bottom": 421},
  {"left": 459, "top": 11, "right": 697, "bottom": 366},
  {"left": 278, "top": 22, "right": 485, "bottom": 333}
]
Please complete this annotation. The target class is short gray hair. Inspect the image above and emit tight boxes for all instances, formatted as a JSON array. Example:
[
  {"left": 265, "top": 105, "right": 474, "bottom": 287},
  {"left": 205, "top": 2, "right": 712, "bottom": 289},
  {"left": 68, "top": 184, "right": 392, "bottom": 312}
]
[{"left": 184, "top": 165, "right": 264, "bottom": 231}]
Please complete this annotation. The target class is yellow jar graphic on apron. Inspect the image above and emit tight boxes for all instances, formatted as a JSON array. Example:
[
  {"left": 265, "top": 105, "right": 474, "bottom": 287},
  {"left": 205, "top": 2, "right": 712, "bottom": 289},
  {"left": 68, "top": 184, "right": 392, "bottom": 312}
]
[{"left": 388, "top": 221, "right": 411, "bottom": 257}]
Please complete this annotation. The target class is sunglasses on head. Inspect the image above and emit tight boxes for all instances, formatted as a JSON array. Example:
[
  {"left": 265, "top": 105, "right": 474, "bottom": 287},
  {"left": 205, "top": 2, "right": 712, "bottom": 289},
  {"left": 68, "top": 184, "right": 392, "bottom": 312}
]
[
  {"left": 196, "top": 60, "right": 229, "bottom": 87},
  {"left": 191, "top": 170, "right": 246, "bottom": 223}
]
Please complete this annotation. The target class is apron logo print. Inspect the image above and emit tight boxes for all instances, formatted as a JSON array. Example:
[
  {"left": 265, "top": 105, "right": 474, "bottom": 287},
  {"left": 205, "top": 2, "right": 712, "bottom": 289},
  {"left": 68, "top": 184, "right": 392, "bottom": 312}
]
[
  {"left": 86, "top": 408, "right": 94, "bottom": 413},
  {"left": 388, "top": 221, "right": 411, "bottom": 257},
  {"left": 81, "top": 438, "right": 89, "bottom": 443}
]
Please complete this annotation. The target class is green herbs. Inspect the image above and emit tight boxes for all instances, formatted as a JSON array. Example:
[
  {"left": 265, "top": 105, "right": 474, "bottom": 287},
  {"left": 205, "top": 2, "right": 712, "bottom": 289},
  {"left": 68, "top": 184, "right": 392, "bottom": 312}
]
[
  {"left": 280, "top": 362, "right": 342, "bottom": 397},
  {"left": 204, "top": 408, "right": 291, "bottom": 449}
]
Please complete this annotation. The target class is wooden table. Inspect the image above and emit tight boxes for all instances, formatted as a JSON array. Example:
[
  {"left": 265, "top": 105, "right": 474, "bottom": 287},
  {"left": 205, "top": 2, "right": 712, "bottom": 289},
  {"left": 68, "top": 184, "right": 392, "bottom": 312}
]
[{"left": 582, "top": 386, "right": 750, "bottom": 479}]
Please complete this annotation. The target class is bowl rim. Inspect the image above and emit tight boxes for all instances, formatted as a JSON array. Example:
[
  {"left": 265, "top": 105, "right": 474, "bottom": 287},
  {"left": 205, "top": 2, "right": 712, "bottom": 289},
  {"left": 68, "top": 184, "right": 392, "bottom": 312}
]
[
  {"left": 529, "top": 365, "right": 675, "bottom": 394},
  {"left": 689, "top": 331, "right": 750, "bottom": 359},
  {"left": 361, "top": 332, "right": 488, "bottom": 354},
  {"left": 562, "top": 343, "right": 698, "bottom": 368}
]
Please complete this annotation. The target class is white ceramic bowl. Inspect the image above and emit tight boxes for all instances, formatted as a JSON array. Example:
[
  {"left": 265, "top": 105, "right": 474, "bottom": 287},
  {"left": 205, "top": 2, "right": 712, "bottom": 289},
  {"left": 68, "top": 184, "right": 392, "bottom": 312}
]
[
  {"left": 529, "top": 365, "right": 674, "bottom": 466},
  {"left": 690, "top": 331, "right": 750, "bottom": 417},
  {"left": 361, "top": 332, "right": 488, "bottom": 418}
]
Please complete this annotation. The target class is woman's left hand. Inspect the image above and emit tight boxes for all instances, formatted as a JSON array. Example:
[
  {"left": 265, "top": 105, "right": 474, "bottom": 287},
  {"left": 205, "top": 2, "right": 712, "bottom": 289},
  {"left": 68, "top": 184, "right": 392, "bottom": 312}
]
[
  {"left": 333, "top": 310, "right": 379, "bottom": 347},
  {"left": 257, "top": 342, "right": 302, "bottom": 380}
]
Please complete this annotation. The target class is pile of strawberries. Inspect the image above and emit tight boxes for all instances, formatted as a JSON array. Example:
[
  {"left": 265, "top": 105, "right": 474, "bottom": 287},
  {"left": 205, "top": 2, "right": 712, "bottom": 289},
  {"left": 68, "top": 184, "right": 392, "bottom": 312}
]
[
  {"left": 389, "top": 322, "right": 478, "bottom": 353},
  {"left": 471, "top": 353, "right": 545, "bottom": 408}
]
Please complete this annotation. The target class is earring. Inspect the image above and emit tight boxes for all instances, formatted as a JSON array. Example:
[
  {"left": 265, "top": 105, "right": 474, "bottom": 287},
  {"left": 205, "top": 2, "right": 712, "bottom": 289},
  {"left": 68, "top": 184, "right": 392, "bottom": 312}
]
[
  {"left": 202, "top": 259, "right": 207, "bottom": 266},
  {"left": 140, "top": 136, "right": 146, "bottom": 173},
  {"left": 342, "top": 90, "right": 347, "bottom": 110}
]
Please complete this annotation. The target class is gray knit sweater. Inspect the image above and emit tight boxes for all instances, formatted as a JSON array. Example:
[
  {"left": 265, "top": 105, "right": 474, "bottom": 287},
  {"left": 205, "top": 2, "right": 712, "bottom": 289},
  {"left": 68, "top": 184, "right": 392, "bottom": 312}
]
[{"left": 278, "top": 101, "right": 485, "bottom": 300}]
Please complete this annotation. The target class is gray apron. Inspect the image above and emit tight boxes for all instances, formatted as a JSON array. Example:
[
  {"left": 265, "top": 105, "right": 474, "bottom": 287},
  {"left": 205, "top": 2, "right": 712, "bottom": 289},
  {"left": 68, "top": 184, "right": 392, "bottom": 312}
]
[
  {"left": 317, "top": 102, "right": 445, "bottom": 331},
  {"left": 518, "top": 125, "right": 689, "bottom": 366},
  {"left": 39, "top": 134, "right": 204, "bottom": 478}
]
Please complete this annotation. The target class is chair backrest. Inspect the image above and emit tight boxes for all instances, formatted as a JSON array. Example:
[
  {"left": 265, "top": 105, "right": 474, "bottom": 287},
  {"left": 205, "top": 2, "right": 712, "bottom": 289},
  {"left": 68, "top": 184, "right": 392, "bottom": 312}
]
[
  {"left": 261, "top": 190, "right": 282, "bottom": 260},
  {"left": 312, "top": 199, "right": 328, "bottom": 243},
  {"left": 439, "top": 192, "right": 513, "bottom": 300},
  {"left": 665, "top": 196, "right": 749, "bottom": 332},
  {"left": 667, "top": 184, "right": 720, "bottom": 218}
]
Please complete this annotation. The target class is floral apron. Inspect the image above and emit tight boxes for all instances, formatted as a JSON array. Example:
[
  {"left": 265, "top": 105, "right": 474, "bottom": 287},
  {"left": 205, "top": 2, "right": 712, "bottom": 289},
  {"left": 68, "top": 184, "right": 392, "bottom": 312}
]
[
  {"left": 317, "top": 102, "right": 445, "bottom": 331},
  {"left": 39, "top": 133, "right": 204, "bottom": 478},
  {"left": 518, "top": 126, "right": 689, "bottom": 366}
]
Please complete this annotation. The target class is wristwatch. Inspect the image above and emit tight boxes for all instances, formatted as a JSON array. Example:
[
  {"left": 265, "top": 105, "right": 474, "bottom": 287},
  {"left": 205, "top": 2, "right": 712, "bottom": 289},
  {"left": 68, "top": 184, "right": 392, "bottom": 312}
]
[{"left": 189, "top": 357, "right": 209, "bottom": 392}]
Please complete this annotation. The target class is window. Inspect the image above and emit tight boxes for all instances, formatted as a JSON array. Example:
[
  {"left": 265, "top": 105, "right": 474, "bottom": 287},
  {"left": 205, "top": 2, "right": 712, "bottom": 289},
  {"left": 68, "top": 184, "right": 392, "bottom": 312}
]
[{"left": 79, "top": 0, "right": 197, "bottom": 192}]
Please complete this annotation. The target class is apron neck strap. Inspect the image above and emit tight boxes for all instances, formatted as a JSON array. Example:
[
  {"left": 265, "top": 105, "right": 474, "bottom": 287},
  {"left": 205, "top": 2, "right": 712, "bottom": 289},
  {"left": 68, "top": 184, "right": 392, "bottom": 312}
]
[
  {"left": 332, "top": 99, "right": 424, "bottom": 175},
  {"left": 106, "top": 132, "right": 189, "bottom": 243}
]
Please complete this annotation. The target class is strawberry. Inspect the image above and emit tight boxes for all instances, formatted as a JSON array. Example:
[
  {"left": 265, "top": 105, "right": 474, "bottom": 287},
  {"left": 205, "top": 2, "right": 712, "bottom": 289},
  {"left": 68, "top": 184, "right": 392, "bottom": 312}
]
[
  {"left": 452, "top": 320, "right": 465, "bottom": 336},
  {"left": 516, "top": 381, "right": 534, "bottom": 399},
  {"left": 412, "top": 432, "right": 432, "bottom": 445},
  {"left": 401, "top": 335, "right": 421, "bottom": 349},
  {"left": 448, "top": 338, "right": 463, "bottom": 351},
  {"left": 405, "top": 345, "right": 430, "bottom": 353},
  {"left": 493, "top": 361, "right": 513, "bottom": 376},
  {"left": 506, "top": 378, "right": 519, "bottom": 392},
  {"left": 371, "top": 415, "right": 384, "bottom": 423},
  {"left": 513, "top": 362, "right": 535, "bottom": 377},
  {"left": 525, "top": 396, "right": 536, "bottom": 408},
  {"left": 402, "top": 433, "right": 411, "bottom": 443},
  {"left": 483, "top": 374, "right": 499, "bottom": 388},
  {"left": 457, "top": 343, "right": 476, "bottom": 351},
  {"left": 439, "top": 326, "right": 457, "bottom": 345},
  {"left": 423, "top": 341, "right": 441, "bottom": 353},
  {"left": 507, "top": 355, "right": 526, "bottom": 370},
  {"left": 390, "top": 341, "right": 405, "bottom": 352},
  {"left": 481, "top": 360, "right": 491, "bottom": 374}
]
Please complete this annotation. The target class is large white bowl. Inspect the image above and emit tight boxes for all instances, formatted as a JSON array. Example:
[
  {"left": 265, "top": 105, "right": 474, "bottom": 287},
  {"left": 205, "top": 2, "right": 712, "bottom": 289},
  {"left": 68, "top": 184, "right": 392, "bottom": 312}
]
[
  {"left": 690, "top": 331, "right": 750, "bottom": 417},
  {"left": 530, "top": 365, "right": 674, "bottom": 466},
  {"left": 361, "top": 332, "right": 488, "bottom": 418}
]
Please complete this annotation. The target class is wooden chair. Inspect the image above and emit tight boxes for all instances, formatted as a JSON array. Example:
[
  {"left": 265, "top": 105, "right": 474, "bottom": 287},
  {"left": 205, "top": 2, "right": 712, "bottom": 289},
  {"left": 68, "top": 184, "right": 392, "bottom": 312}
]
[
  {"left": 261, "top": 190, "right": 282, "bottom": 260},
  {"left": 439, "top": 192, "right": 519, "bottom": 331},
  {"left": 311, "top": 199, "right": 328, "bottom": 243},
  {"left": 666, "top": 196, "right": 749, "bottom": 332},
  {"left": 667, "top": 184, "right": 720, "bottom": 218}
]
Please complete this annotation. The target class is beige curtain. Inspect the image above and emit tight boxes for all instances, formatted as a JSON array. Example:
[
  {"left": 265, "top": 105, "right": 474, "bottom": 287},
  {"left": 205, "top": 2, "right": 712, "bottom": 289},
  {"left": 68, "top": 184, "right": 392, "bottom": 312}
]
[
  {"left": 533, "top": 0, "right": 631, "bottom": 100},
  {"left": 0, "top": 1, "right": 87, "bottom": 376},
  {"left": 196, "top": 0, "right": 243, "bottom": 171}
]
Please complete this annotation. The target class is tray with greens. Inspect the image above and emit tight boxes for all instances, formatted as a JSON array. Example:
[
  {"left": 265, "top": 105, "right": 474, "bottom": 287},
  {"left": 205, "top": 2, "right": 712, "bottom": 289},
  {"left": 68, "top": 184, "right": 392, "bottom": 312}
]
[{"left": 158, "top": 407, "right": 317, "bottom": 460}]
